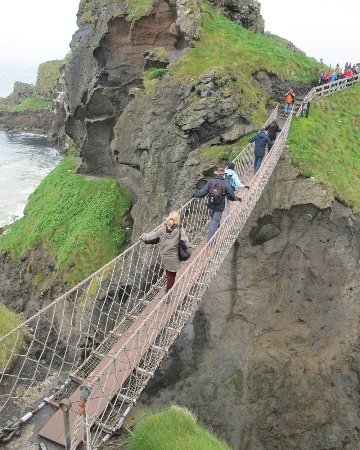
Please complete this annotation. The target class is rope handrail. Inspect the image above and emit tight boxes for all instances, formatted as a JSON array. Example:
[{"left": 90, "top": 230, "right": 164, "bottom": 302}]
[
  {"left": 0, "top": 106, "right": 278, "bottom": 447},
  {"left": 0, "top": 107, "right": 277, "bottom": 344}
]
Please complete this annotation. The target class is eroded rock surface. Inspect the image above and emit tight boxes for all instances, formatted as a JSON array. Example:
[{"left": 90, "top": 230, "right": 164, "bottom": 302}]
[
  {"left": 208, "top": 0, "right": 264, "bottom": 31},
  {"left": 64, "top": 0, "right": 274, "bottom": 236}
]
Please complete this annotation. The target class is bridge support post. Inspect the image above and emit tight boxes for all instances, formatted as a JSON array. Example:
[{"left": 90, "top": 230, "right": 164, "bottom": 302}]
[{"left": 59, "top": 399, "right": 72, "bottom": 450}]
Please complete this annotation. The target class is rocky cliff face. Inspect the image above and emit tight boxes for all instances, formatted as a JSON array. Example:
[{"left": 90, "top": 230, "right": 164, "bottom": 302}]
[
  {"left": 64, "top": 0, "right": 270, "bottom": 234},
  {"left": 133, "top": 156, "right": 360, "bottom": 449},
  {"left": 208, "top": 0, "right": 264, "bottom": 31}
]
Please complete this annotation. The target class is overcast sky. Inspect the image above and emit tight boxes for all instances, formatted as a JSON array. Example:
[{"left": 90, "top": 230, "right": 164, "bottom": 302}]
[
  {"left": 260, "top": 0, "right": 359, "bottom": 68},
  {"left": 0, "top": 0, "right": 79, "bottom": 61},
  {"left": 0, "top": 0, "right": 358, "bottom": 67}
]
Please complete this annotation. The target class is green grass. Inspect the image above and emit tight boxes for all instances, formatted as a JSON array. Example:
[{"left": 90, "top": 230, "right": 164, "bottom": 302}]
[
  {"left": 170, "top": 5, "right": 320, "bottom": 130},
  {"left": 144, "top": 68, "right": 167, "bottom": 80},
  {"left": 11, "top": 97, "right": 52, "bottom": 112},
  {"left": 35, "top": 59, "right": 65, "bottom": 99},
  {"left": 128, "top": 405, "right": 232, "bottom": 450},
  {"left": 79, "top": 0, "right": 155, "bottom": 23},
  {"left": 173, "top": 5, "right": 319, "bottom": 85},
  {"left": 0, "top": 303, "right": 25, "bottom": 372},
  {"left": 288, "top": 82, "right": 360, "bottom": 213},
  {"left": 0, "top": 150, "right": 132, "bottom": 285},
  {"left": 201, "top": 131, "right": 256, "bottom": 162},
  {"left": 126, "top": 0, "right": 155, "bottom": 21}
]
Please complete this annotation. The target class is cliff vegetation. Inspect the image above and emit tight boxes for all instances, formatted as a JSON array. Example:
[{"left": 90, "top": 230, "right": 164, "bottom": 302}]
[
  {"left": 128, "top": 405, "right": 231, "bottom": 450},
  {"left": 0, "top": 303, "right": 24, "bottom": 371},
  {"left": 34, "top": 57, "right": 70, "bottom": 99},
  {"left": 0, "top": 150, "right": 132, "bottom": 285},
  {"left": 173, "top": 5, "right": 319, "bottom": 87},
  {"left": 10, "top": 97, "right": 52, "bottom": 113},
  {"left": 288, "top": 82, "right": 360, "bottom": 213}
]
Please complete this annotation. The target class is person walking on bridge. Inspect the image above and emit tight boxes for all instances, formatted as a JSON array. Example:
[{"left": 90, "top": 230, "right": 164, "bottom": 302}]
[
  {"left": 139, "top": 211, "right": 191, "bottom": 293},
  {"left": 194, "top": 167, "right": 239, "bottom": 242},
  {"left": 225, "top": 162, "right": 250, "bottom": 190},
  {"left": 265, "top": 120, "right": 281, "bottom": 151},
  {"left": 249, "top": 129, "right": 273, "bottom": 172}
]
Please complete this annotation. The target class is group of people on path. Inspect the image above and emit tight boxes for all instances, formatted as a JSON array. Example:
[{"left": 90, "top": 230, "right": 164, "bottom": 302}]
[{"left": 318, "top": 62, "right": 360, "bottom": 85}]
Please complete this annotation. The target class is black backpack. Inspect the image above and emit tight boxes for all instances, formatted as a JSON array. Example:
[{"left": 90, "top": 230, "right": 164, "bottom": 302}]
[{"left": 208, "top": 179, "right": 225, "bottom": 204}]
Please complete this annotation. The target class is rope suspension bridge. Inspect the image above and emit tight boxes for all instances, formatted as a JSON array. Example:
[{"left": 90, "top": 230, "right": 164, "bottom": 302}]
[{"left": 0, "top": 74, "right": 359, "bottom": 449}]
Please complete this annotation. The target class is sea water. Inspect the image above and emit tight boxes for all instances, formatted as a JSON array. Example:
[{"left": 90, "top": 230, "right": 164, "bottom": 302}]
[
  {"left": 0, "top": 131, "right": 61, "bottom": 227},
  {"left": 0, "top": 59, "right": 41, "bottom": 98},
  {"left": 0, "top": 60, "right": 62, "bottom": 227}
]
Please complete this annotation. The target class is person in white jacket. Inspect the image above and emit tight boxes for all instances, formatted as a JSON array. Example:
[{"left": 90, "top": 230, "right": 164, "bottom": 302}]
[{"left": 225, "top": 163, "right": 250, "bottom": 191}]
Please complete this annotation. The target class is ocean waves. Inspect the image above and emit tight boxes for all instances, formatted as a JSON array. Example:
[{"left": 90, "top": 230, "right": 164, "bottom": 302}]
[{"left": 0, "top": 131, "right": 62, "bottom": 227}]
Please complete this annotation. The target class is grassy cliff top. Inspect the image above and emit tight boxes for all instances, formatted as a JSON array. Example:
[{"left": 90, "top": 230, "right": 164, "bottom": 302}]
[
  {"left": 128, "top": 405, "right": 231, "bottom": 450},
  {"left": 35, "top": 57, "right": 68, "bottom": 99},
  {"left": 79, "top": 0, "right": 154, "bottom": 23},
  {"left": 173, "top": 4, "right": 320, "bottom": 84},
  {"left": 288, "top": 82, "right": 360, "bottom": 213},
  {"left": 0, "top": 150, "right": 132, "bottom": 285}
]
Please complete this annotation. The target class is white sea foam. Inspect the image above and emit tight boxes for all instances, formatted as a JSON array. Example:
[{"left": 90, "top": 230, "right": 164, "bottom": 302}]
[{"left": 0, "top": 131, "right": 62, "bottom": 227}]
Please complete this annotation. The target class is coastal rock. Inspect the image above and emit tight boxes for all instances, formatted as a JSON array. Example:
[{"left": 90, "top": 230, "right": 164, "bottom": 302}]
[
  {"left": 64, "top": 0, "right": 281, "bottom": 235},
  {"left": 208, "top": 0, "right": 264, "bottom": 31},
  {"left": 3, "top": 81, "right": 34, "bottom": 106}
]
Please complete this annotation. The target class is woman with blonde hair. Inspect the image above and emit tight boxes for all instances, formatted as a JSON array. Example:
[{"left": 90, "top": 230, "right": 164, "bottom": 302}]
[{"left": 139, "top": 211, "right": 191, "bottom": 293}]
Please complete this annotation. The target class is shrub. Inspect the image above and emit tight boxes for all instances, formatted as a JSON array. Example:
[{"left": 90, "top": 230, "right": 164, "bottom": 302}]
[
  {"left": 0, "top": 303, "right": 25, "bottom": 372},
  {"left": 144, "top": 68, "right": 167, "bottom": 80}
]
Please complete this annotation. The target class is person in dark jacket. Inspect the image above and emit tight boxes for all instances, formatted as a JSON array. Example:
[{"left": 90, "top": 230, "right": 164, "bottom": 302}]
[
  {"left": 249, "top": 129, "right": 274, "bottom": 172},
  {"left": 265, "top": 120, "right": 281, "bottom": 151},
  {"left": 139, "top": 211, "right": 191, "bottom": 293},
  {"left": 194, "top": 167, "right": 239, "bottom": 242}
]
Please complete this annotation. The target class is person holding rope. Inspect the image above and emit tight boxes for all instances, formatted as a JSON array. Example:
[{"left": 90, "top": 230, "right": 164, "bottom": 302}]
[
  {"left": 194, "top": 167, "right": 239, "bottom": 242},
  {"left": 139, "top": 211, "right": 191, "bottom": 293}
]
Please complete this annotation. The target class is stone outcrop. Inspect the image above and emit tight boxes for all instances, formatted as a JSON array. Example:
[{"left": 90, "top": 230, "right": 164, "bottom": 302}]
[
  {"left": 1, "top": 81, "right": 34, "bottom": 107},
  {"left": 0, "top": 64, "right": 67, "bottom": 140},
  {"left": 64, "top": 0, "right": 270, "bottom": 235},
  {"left": 208, "top": 0, "right": 264, "bottom": 31},
  {"left": 133, "top": 156, "right": 360, "bottom": 449},
  {"left": 0, "top": 108, "right": 65, "bottom": 139}
]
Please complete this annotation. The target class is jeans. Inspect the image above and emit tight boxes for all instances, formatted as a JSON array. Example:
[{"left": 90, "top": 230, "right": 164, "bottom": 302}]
[
  {"left": 207, "top": 208, "right": 223, "bottom": 242},
  {"left": 254, "top": 155, "right": 263, "bottom": 172},
  {"left": 284, "top": 103, "right": 292, "bottom": 116}
]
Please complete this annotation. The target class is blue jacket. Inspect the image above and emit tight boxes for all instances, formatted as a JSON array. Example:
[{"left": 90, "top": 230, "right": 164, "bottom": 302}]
[
  {"left": 249, "top": 131, "right": 273, "bottom": 157},
  {"left": 225, "top": 168, "right": 246, "bottom": 190},
  {"left": 195, "top": 175, "right": 236, "bottom": 211}
]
